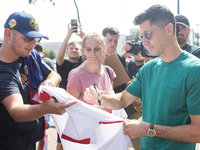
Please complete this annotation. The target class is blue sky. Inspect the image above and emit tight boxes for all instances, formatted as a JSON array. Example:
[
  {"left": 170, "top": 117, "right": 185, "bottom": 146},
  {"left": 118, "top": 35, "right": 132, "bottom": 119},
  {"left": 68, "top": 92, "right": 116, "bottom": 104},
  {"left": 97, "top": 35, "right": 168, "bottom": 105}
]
[{"left": 0, "top": 0, "right": 200, "bottom": 43}]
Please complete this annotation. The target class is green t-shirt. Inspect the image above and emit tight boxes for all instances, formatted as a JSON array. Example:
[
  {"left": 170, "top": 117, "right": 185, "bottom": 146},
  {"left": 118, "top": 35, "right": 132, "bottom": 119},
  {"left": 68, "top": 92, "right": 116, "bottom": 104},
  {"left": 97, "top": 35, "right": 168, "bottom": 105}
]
[{"left": 126, "top": 51, "right": 200, "bottom": 150}]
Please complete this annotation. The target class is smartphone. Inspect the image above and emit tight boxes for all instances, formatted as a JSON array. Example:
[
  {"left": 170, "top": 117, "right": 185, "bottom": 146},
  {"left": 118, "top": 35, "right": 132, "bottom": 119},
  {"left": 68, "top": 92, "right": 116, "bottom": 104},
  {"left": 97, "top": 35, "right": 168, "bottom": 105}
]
[{"left": 71, "top": 19, "right": 77, "bottom": 32}]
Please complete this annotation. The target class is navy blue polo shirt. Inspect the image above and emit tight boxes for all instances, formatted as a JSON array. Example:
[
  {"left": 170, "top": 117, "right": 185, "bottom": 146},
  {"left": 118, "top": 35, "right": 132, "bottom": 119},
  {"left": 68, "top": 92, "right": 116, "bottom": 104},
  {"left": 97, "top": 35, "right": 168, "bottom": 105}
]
[{"left": 0, "top": 50, "right": 51, "bottom": 149}]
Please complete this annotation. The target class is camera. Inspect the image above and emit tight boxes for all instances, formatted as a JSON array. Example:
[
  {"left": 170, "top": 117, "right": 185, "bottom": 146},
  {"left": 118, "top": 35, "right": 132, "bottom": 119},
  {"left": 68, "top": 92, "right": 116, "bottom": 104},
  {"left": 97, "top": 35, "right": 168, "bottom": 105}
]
[
  {"left": 127, "top": 42, "right": 142, "bottom": 55},
  {"left": 127, "top": 41, "right": 156, "bottom": 58}
]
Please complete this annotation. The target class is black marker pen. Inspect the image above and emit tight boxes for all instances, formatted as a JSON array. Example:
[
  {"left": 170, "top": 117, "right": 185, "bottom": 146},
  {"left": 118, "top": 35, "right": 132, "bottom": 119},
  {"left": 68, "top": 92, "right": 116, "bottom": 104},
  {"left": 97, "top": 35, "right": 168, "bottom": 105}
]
[{"left": 93, "top": 83, "right": 101, "bottom": 105}]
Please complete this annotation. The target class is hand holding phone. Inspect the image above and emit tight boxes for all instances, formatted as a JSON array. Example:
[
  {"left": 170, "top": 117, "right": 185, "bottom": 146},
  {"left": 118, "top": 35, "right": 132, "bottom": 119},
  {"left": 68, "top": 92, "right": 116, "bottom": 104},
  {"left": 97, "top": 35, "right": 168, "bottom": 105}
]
[{"left": 71, "top": 19, "right": 77, "bottom": 32}]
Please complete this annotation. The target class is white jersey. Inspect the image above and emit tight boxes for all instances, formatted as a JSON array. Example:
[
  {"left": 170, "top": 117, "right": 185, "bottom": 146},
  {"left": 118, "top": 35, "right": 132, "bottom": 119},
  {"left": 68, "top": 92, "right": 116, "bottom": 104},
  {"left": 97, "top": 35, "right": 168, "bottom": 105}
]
[{"left": 39, "top": 86, "right": 129, "bottom": 150}]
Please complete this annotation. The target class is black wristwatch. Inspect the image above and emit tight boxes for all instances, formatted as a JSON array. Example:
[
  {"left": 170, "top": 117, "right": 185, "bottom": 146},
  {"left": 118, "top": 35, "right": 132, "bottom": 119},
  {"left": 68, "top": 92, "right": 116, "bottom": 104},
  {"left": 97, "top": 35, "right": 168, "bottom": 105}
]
[{"left": 147, "top": 123, "right": 156, "bottom": 137}]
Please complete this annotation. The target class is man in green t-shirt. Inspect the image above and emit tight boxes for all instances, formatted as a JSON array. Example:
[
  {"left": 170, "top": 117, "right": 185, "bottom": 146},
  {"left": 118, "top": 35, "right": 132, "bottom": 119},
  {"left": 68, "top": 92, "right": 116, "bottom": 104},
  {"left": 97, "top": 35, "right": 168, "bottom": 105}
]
[{"left": 84, "top": 4, "right": 200, "bottom": 150}]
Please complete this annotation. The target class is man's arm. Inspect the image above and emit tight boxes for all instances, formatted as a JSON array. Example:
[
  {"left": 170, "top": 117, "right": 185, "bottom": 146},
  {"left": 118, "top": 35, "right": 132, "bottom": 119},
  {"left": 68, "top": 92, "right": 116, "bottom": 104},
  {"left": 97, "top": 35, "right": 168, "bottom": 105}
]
[
  {"left": 123, "top": 115, "right": 200, "bottom": 143},
  {"left": 101, "top": 90, "right": 138, "bottom": 110},
  {"left": 155, "top": 115, "right": 200, "bottom": 143},
  {"left": 2, "top": 93, "right": 77, "bottom": 122},
  {"left": 57, "top": 23, "right": 85, "bottom": 66},
  {"left": 57, "top": 23, "right": 74, "bottom": 66},
  {"left": 40, "top": 70, "right": 61, "bottom": 88},
  {"left": 121, "top": 41, "right": 132, "bottom": 61},
  {"left": 1, "top": 70, "right": 75, "bottom": 123},
  {"left": 84, "top": 86, "right": 138, "bottom": 109}
]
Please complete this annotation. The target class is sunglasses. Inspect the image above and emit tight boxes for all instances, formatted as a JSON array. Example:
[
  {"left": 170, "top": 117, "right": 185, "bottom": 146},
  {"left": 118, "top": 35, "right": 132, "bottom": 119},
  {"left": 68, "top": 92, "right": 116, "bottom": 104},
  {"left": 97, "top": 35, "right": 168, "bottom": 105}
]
[
  {"left": 24, "top": 37, "right": 42, "bottom": 43},
  {"left": 139, "top": 24, "right": 167, "bottom": 41}
]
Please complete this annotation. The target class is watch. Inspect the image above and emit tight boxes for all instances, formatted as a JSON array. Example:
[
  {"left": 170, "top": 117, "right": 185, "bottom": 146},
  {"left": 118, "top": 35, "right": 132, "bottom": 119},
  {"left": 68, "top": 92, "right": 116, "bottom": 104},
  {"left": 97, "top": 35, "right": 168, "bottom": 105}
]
[{"left": 147, "top": 123, "right": 156, "bottom": 137}]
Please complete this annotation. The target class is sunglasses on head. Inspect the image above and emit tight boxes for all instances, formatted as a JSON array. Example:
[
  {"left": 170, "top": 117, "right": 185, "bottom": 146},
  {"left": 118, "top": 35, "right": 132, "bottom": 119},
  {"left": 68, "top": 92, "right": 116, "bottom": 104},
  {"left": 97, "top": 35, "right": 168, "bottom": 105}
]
[
  {"left": 139, "top": 24, "right": 167, "bottom": 41},
  {"left": 24, "top": 37, "right": 42, "bottom": 43}
]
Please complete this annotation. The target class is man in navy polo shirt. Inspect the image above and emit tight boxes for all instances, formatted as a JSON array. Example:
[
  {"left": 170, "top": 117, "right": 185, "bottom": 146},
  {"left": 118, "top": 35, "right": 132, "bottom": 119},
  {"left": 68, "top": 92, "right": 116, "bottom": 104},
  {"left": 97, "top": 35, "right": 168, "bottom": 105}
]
[{"left": 0, "top": 12, "right": 77, "bottom": 149}]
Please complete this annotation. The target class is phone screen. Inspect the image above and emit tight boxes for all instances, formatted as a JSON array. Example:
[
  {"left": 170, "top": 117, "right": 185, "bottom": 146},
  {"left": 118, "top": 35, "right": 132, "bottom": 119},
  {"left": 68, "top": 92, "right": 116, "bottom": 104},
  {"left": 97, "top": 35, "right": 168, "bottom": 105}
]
[{"left": 71, "top": 19, "right": 77, "bottom": 32}]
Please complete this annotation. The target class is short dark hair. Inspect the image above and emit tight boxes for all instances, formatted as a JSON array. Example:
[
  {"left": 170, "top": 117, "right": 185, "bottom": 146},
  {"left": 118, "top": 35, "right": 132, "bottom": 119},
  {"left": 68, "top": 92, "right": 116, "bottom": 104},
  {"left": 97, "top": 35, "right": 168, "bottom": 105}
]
[
  {"left": 67, "top": 41, "right": 81, "bottom": 50},
  {"left": 102, "top": 26, "right": 119, "bottom": 37},
  {"left": 34, "top": 43, "right": 44, "bottom": 53},
  {"left": 134, "top": 4, "right": 176, "bottom": 34}
]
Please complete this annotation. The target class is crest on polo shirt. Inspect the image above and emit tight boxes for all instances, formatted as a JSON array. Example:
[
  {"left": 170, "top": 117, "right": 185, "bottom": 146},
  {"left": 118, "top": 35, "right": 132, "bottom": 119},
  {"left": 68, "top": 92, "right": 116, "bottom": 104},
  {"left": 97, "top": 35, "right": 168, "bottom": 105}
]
[
  {"left": 8, "top": 19, "right": 17, "bottom": 28},
  {"left": 30, "top": 18, "right": 39, "bottom": 30}
]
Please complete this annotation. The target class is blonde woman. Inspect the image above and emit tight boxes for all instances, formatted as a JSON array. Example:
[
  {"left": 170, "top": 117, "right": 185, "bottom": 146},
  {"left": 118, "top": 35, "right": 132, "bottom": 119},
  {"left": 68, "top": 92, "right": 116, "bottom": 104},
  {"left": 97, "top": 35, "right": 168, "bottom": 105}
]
[{"left": 67, "top": 33, "right": 116, "bottom": 112}]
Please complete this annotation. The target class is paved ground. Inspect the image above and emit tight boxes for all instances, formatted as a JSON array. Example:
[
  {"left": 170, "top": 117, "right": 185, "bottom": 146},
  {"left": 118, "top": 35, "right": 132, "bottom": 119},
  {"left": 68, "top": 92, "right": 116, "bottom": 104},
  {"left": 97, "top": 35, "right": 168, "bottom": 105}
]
[{"left": 46, "top": 127, "right": 57, "bottom": 150}]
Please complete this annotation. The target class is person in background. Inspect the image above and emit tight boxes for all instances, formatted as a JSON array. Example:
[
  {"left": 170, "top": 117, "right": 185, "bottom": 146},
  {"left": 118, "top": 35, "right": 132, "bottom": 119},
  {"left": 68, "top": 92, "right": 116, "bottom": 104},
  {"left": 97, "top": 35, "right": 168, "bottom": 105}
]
[
  {"left": 56, "top": 23, "right": 84, "bottom": 150},
  {"left": 35, "top": 43, "right": 56, "bottom": 71},
  {"left": 175, "top": 14, "right": 200, "bottom": 58},
  {"left": 84, "top": 4, "right": 200, "bottom": 150},
  {"left": 0, "top": 11, "right": 76, "bottom": 150},
  {"left": 56, "top": 23, "right": 84, "bottom": 90},
  {"left": 102, "top": 26, "right": 128, "bottom": 93},
  {"left": 122, "top": 42, "right": 145, "bottom": 80}
]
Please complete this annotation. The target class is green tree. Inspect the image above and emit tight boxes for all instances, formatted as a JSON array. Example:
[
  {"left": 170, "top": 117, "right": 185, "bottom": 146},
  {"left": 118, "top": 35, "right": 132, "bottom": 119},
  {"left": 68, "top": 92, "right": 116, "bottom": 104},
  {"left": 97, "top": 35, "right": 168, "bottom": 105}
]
[
  {"left": 28, "top": 0, "right": 55, "bottom": 5},
  {"left": 134, "top": 31, "right": 141, "bottom": 42},
  {"left": 49, "top": 49, "right": 56, "bottom": 60},
  {"left": 44, "top": 50, "right": 49, "bottom": 58}
]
